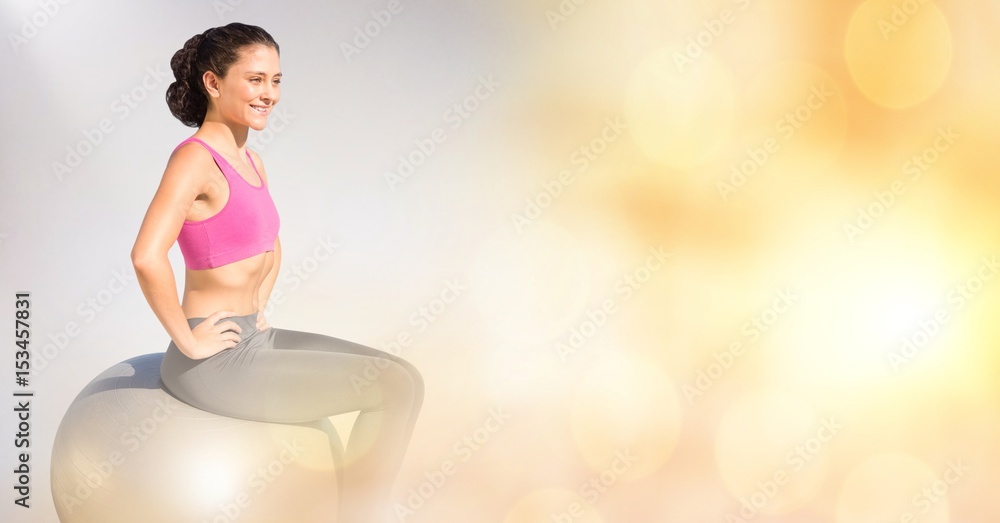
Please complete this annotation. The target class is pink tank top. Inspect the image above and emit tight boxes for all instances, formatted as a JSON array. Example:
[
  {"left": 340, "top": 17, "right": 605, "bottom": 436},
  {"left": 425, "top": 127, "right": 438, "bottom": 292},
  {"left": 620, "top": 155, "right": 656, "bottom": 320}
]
[{"left": 174, "top": 137, "right": 280, "bottom": 270}]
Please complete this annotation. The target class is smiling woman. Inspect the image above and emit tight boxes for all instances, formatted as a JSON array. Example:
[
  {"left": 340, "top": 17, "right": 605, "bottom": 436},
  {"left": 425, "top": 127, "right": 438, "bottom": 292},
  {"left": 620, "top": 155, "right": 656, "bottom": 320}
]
[
  {"left": 124, "top": 22, "right": 423, "bottom": 523},
  {"left": 164, "top": 24, "right": 282, "bottom": 130}
]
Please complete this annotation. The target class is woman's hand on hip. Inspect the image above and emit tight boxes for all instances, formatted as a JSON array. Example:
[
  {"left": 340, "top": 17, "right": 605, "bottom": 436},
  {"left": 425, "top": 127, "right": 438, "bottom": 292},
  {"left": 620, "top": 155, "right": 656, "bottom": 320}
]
[
  {"left": 256, "top": 309, "right": 271, "bottom": 332},
  {"left": 183, "top": 310, "right": 242, "bottom": 359}
]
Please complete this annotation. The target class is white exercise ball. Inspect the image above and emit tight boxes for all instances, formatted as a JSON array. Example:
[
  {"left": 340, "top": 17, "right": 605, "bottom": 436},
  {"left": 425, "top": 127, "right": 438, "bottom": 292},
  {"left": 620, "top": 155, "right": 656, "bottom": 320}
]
[{"left": 50, "top": 353, "right": 342, "bottom": 523}]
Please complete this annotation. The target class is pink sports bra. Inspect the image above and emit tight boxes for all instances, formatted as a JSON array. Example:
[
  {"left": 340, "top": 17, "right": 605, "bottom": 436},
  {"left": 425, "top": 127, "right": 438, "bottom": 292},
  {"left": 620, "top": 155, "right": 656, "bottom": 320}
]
[{"left": 174, "top": 137, "right": 280, "bottom": 270}]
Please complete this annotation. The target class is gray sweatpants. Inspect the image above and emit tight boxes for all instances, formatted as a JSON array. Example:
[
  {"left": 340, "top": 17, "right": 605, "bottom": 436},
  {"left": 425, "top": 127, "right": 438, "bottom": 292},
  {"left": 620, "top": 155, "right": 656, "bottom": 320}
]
[
  {"left": 160, "top": 312, "right": 424, "bottom": 519},
  {"left": 160, "top": 312, "right": 423, "bottom": 424},
  {"left": 160, "top": 314, "right": 424, "bottom": 523}
]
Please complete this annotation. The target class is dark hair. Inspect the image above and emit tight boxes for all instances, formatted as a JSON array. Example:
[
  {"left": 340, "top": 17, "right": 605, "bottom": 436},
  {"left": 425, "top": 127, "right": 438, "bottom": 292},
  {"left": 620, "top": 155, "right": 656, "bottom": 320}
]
[{"left": 165, "top": 23, "right": 279, "bottom": 127}]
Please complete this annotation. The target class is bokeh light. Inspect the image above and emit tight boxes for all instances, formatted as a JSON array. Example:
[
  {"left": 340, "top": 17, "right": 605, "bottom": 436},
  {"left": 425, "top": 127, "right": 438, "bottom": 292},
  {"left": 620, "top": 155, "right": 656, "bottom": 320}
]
[
  {"left": 625, "top": 46, "right": 735, "bottom": 169},
  {"left": 844, "top": 0, "right": 953, "bottom": 109},
  {"left": 836, "top": 453, "right": 950, "bottom": 523},
  {"left": 469, "top": 221, "right": 593, "bottom": 344},
  {"left": 738, "top": 61, "right": 848, "bottom": 179},
  {"left": 570, "top": 352, "right": 682, "bottom": 481},
  {"left": 715, "top": 392, "right": 832, "bottom": 515}
]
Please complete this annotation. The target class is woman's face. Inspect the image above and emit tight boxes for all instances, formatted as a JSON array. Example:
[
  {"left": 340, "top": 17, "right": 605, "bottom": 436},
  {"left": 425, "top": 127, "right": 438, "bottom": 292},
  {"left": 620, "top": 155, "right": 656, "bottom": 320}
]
[{"left": 204, "top": 44, "right": 281, "bottom": 131}]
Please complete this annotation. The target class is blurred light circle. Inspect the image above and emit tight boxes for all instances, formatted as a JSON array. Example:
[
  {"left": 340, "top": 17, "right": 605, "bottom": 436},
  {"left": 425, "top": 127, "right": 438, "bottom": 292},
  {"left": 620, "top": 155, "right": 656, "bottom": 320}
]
[
  {"left": 570, "top": 352, "right": 682, "bottom": 481},
  {"left": 845, "top": 0, "right": 953, "bottom": 109},
  {"left": 625, "top": 46, "right": 735, "bottom": 168},
  {"left": 469, "top": 221, "right": 593, "bottom": 343},
  {"left": 836, "top": 453, "right": 949, "bottom": 523},
  {"left": 739, "top": 61, "right": 848, "bottom": 175},
  {"left": 715, "top": 392, "right": 832, "bottom": 515}
]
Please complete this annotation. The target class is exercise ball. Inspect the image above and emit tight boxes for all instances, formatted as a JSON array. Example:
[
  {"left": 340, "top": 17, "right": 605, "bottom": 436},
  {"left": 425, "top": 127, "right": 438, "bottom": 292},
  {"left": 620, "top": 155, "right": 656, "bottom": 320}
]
[{"left": 51, "top": 353, "right": 342, "bottom": 523}]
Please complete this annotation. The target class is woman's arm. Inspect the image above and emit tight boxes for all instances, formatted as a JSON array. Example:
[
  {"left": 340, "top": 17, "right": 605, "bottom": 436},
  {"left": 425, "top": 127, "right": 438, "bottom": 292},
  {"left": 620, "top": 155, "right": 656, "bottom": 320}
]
[{"left": 131, "top": 144, "right": 239, "bottom": 358}]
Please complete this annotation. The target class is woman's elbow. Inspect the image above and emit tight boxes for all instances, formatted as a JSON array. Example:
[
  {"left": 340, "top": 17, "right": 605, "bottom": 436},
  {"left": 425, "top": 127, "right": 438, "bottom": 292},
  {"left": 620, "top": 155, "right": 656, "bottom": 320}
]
[{"left": 130, "top": 246, "right": 164, "bottom": 273}]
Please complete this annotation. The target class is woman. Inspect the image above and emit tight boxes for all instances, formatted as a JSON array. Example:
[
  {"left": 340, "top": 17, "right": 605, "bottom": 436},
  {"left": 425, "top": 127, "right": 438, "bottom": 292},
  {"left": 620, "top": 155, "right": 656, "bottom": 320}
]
[{"left": 131, "top": 22, "right": 423, "bottom": 523}]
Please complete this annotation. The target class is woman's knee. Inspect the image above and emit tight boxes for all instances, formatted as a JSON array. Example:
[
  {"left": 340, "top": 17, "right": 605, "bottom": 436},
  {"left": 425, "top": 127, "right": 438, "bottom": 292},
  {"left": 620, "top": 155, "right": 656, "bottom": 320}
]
[
  {"left": 403, "top": 359, "right": 424, "bottom": 409},
  {"left": 376, "top": 358, "right": 423, "bottom": 407}
]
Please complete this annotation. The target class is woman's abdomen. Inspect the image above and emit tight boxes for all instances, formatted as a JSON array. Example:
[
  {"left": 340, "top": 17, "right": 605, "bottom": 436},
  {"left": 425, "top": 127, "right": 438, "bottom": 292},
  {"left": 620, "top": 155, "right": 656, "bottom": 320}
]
[{"left": 181, "top": 250, "right": 274, "bottom": 317}]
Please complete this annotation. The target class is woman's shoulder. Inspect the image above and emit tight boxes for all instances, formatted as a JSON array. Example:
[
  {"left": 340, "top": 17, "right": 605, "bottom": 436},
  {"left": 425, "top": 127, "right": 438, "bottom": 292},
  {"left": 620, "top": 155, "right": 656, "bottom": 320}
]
[
  {"left": 162, "top": 137, "right": 218, "bottom": 185},
  {"left": 171, "top": 135, "right": 212, "bottom": 157}
]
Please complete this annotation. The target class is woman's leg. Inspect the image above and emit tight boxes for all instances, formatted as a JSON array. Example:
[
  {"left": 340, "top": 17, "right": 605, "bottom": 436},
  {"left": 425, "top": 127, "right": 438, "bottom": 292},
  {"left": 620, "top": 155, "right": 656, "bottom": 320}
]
[
  {"left": 267, "top": 327, "right": 424, "bottom": 523},
  {"left": 162, "top": 315, "right": 423, "bottom": 523}
]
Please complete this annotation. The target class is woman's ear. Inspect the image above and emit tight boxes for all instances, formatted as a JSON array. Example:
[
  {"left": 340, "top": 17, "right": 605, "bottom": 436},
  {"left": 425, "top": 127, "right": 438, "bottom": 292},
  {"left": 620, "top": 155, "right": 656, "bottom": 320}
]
[{"left": 202, "top": 70, "right": 221, "bottom": 99}]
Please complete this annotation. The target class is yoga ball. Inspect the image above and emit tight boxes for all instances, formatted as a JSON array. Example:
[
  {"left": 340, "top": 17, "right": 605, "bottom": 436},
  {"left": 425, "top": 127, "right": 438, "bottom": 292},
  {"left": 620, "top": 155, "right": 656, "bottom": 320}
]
[{"left": 51, "top": 353, "right": 342, "bottom": 523}]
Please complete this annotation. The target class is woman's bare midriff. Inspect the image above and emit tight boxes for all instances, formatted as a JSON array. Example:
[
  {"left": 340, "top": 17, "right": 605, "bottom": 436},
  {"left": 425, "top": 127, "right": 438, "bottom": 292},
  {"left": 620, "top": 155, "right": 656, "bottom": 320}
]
[{"left": 180, "top": 250, "right": 274, "bottom": 318}]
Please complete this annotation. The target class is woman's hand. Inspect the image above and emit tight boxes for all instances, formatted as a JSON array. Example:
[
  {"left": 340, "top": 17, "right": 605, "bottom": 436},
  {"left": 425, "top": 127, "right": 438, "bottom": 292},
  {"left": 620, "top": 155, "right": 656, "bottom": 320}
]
[
  {"left": 181, "top": 310, "right": 242, "bottom": 359},
  {"left": 256, "top": 309, "right": 271, "bottom": 332}
]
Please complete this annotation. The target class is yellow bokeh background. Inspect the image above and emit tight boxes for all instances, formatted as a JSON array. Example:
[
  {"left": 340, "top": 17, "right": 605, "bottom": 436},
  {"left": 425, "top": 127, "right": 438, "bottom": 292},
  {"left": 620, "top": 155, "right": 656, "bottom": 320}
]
[{"left": 412, "top": 0, "right": 998, "bottom": 520}]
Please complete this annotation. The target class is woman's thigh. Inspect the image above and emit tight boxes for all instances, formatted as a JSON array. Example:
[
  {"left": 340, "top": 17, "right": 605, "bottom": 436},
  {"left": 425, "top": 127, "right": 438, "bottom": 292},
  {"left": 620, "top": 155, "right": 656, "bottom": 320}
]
[
  {"left": 269, "top": 327, "right": 418, "bottom": 370},
  {"left": 164, "top": 327, "right": 418, "bottom": 423}
]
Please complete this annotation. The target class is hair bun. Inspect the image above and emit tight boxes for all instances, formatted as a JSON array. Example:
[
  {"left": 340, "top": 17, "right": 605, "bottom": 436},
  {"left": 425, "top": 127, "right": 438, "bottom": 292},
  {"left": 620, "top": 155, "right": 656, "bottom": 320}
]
[{"left": 165, "top": 32, "right": 210, "bottom": 128}]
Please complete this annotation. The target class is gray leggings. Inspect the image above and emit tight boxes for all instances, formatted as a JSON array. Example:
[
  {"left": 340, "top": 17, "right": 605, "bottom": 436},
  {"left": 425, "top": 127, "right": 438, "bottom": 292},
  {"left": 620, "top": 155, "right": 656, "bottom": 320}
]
[{"left": 160, "top": 312, "right": 423, "bottom": 518}]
